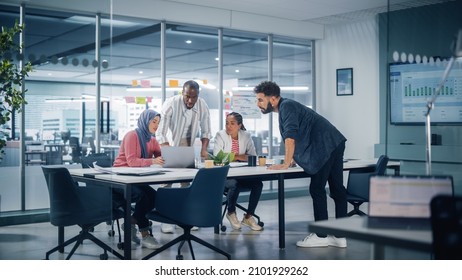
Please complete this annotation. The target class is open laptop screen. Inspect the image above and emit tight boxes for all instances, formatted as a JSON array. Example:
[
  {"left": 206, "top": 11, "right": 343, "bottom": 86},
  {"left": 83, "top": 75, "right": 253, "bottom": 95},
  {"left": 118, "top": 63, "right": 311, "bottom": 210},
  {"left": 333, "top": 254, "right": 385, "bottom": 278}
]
[
  {"left": 160, "top": 146, "right": 196, "bottom": 168},
  {"left": 369, "top": 175, "right": 453, "bottom": 219}
]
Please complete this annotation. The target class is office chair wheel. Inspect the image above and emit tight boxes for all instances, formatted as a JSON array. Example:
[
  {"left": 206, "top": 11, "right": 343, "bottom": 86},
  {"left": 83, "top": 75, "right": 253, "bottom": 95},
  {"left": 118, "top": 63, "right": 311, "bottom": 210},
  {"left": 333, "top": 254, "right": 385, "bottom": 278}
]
[
  {"left": 221, "top": 225, "right": 227, "bottom": 232},
  {"left": 100, "top": 252, "right": 108, "bottom": 260},
  {"left": 258, "top": 221, "right": 264, "bottom": 227},
  {"left": 117, "top": 242, "right": 124, "bottom": 250},
  {"left": 176, "top": 255, "right": 184, "bottom": 260},
  {"left": 89, "top": 227, "right": 94, "bottom": 233},
  {"left": 108, "top": 229, "right": 115, "bottom": 237}
]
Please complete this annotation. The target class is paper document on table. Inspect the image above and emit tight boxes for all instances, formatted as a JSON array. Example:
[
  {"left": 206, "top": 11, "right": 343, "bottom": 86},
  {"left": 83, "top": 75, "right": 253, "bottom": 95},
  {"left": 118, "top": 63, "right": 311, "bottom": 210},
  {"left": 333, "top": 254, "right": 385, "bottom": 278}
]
[
  {"left": 229, "top": 162, "right": 248, "bottom": 168},
  {"left": 92, "top": 163, "right": 166, "bottom": 176}
]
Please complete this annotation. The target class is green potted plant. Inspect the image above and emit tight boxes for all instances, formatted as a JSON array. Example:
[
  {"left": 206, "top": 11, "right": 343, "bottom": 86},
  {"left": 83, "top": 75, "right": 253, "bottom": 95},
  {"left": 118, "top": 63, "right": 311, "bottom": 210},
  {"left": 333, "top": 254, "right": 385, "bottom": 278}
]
[
  {"left": 0, "top": 22, "right": 33, "bottom": 162},
  {"left": 208, "top": 150, "right": 235, "bottom": 166}
]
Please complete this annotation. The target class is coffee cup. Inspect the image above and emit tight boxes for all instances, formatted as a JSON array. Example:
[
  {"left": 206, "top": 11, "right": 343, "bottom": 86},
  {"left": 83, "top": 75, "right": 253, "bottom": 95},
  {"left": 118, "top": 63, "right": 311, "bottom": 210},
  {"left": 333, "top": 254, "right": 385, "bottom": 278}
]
[
  {"left": 258, "top": 156, "right": 266, "bottom": 166},
  {"left": 204, "top": 160, "right": 214, "bottom": 168}
]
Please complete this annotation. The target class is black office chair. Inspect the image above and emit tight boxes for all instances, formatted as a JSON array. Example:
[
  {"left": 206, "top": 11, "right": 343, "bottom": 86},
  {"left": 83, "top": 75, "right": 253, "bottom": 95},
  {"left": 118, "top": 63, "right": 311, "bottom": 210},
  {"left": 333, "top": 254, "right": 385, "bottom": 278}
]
[
  {"left": 344, "top": 155, "right": 389, "bottom": 216},
  {"left": 81, "top": 152, "right": 113, "bottom": 169},
  {"left": 41, "top": 166, "right": 123, "bottom": 260},
  {"left": 143, "top": 165, "right": 231, "bottom": 260},
  {"left": 81, "top": 153, "right": 123, "bottom": 240},
  {"left": 430, "top": 195, "right": 462, "bottom": 260},
  {"left": 69, "top": 136, "right": 82, "bottom": 164},
  {"left": 218, "top": 181, "right": 264, "bottom": 232}
]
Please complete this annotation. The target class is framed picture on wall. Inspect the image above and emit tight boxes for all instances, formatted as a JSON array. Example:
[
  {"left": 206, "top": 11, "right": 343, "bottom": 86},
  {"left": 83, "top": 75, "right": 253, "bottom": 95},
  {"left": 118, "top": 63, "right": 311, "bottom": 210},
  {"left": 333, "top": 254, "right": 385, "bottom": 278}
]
[{"left": 336, "top": 68, "right": 353, "bottom": 96}]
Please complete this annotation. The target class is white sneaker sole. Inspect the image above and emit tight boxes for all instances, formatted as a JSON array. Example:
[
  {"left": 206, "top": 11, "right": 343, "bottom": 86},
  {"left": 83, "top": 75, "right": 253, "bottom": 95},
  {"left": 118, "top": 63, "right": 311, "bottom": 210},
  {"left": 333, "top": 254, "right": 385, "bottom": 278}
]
[
  {"left": 142, "top": 243, "right": 161, "bottom": 250},
  {"left": 296, "top": 241, "right": 328, "bottom": 248},
  {"left": 328, "top": 241, "right": 347, "bottom": 248},
  {"left": 241, "top": 222, "right": 263, "bottom": 231},
  {"left": 161, "top": 226, "right": 175, "bottom": 234}
]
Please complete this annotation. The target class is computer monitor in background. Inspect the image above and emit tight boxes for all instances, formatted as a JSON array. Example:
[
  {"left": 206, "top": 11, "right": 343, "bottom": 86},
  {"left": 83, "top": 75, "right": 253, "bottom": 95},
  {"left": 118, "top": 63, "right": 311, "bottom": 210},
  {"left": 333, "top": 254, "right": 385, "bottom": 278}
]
[{"left": 368, "top": 175, "right": 453, "bottom": 230}]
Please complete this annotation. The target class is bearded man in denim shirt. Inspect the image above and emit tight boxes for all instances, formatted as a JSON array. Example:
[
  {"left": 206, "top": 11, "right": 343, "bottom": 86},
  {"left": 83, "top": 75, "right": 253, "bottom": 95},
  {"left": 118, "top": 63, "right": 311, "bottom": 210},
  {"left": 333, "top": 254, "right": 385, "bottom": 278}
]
[{"left": 254, "top": 81, "right": 348, "bottom": 248}]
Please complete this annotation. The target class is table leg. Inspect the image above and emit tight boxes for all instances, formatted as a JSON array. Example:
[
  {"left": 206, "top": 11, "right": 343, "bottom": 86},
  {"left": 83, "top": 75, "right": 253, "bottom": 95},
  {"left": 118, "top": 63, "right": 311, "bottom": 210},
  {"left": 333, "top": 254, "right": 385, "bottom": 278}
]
[
  {"left": 371, "top": 244, "right": 385, "bottom": 259},
  {"left": 123, "top": 185, "right": 132, "bottom": 260},
  {"left": 278, "top": 175, "right": 285, "bottom": 249},
  {"left": 58, "top": 226, "right": 64, "bottom": 253}
]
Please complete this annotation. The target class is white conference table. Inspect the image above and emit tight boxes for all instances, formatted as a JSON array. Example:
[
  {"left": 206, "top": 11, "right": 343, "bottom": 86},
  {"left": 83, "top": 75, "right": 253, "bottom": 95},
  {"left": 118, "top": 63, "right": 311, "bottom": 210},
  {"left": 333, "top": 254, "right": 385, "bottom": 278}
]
[
  {"left": 308, "top": 216, "right": 432, "bottom": 259},
  {"left": 68, "top": 159, "right": 400, "bottom": 259}
]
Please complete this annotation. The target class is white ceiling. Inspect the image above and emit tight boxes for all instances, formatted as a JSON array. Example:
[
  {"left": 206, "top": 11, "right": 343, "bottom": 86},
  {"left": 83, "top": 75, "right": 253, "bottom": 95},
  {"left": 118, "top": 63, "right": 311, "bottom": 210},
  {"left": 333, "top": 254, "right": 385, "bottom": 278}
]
[
  {"left": 162, "top": 0, "right": 390, "bottom": 21},
  {"left": 0, "top": 0, "right": 454, "bottom": 91},
  {"left": 2, "top": 0, "right": 453, "bottom": 25},
  {"left": 159, "top": 0, "right": 451, "bottom": 25}
]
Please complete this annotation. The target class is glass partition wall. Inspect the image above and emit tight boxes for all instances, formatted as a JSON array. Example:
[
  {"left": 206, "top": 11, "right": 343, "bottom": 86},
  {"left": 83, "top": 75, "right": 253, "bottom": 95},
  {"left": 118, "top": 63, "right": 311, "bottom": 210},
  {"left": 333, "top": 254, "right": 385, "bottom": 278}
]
[
  {"left": 380, "top": 0, "right": 462, "bottom": 193},
  {"left": 0, "top": 3, "right": 313, "bottom": 224}
]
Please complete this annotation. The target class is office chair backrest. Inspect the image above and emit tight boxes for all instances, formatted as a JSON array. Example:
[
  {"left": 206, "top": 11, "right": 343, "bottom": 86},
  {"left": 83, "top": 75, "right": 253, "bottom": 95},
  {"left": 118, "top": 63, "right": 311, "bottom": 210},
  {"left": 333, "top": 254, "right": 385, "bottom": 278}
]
[
  {"left": 156, "top": 165, "right": 230, "bottom": 227},
  {"left": 81, "top": 152, "right": 113, "bottom": 168},
  {"left": 69, "top": 136, "right": 82, "bottom": 163},
  {"left": 42, "top": 166, "right": 112, "bottom": 227},
  {"left": 88, "top": 137, "right": 96, "bottom": 153},
  {"left": 347, "top": 155, "right": 389, "bottom": 200},
  {"left": 69, "top": 136, "right": 80, "bottom": 149},
  {"left": 375, "top": 155, "right": 389, "bottom": 175},
  {"left": 431, "top": 195, "right": 462, "bottom": 260},
  {"left": 251, "top": 136, "right": 263, "bottom": 155}
]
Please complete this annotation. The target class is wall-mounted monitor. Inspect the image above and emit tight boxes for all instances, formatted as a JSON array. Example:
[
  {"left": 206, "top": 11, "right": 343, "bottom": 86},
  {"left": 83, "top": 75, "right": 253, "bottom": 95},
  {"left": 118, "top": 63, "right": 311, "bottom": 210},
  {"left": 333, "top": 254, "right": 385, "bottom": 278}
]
[{"left": 389, "top": 61, "right": 462, "bottom": 125}]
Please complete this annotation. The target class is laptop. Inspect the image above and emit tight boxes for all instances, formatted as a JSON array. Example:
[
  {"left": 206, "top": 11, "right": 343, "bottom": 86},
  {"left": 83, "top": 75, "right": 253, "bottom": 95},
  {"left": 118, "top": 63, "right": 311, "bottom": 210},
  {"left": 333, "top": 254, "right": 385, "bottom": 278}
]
[
  {"left": 367, "top": 175, "right": 453, "bottom": 230},
  {"left": 160, "top": 146, "right": 195, "bottom": 168}
]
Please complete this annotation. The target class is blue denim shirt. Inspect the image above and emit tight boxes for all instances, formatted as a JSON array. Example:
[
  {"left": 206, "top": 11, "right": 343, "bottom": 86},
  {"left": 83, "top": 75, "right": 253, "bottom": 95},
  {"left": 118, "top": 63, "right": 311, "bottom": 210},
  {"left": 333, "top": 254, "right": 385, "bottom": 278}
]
[{"left": 278, "top": 98, "right": 346, "bottom": 175}]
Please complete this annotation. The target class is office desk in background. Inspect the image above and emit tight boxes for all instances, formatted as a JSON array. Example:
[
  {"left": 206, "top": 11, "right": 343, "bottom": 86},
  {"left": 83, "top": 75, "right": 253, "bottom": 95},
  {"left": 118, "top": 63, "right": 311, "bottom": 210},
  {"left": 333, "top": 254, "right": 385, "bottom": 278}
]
[
  {"left": 44, "top": 143, "right": 66, "bottom": 164},
  {"left": 25, "top": 150, "right": 48, "bottom": 165},
  {"left": 308, "top": 216, "right": 432, "bottom": 259},
  {"left": 68, "top": 159, "right": 400, "bottom": 259}
]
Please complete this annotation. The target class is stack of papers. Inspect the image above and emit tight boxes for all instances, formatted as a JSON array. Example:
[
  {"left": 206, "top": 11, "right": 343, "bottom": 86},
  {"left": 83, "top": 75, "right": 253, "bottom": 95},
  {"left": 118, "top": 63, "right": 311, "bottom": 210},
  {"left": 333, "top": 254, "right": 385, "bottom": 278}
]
[{"left": 92, "top": 163, "right": 166, "bottom": 176}]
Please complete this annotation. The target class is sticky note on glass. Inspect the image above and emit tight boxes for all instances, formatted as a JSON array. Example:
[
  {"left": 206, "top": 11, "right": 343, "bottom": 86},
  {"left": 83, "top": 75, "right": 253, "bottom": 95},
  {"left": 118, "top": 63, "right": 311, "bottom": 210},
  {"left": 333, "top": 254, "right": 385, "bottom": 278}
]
[{"left": 169, "top": 80, "right": 179, "bottom": 87}]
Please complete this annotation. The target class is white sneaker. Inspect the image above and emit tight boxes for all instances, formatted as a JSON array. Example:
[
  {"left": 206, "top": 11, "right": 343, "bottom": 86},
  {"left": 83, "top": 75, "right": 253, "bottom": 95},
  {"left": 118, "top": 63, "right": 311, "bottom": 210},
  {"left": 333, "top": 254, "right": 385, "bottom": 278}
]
[
  {"left": 191, "top": 226, "right": 199, "bottom": 231},
  {"left": 327, "top": 235, "right": 347, "bottom": 248},
  {"left": 161, "top": 223, "right": 175, "bottom": 234},
  {"left": 226, "top": 212, "right": 241, "bottom": 230},
  {"left": 241, "top": 215, "right": 263, "bottom": 231},
  {"left": 141, "top": 235, "right": 161, "bottom": 250},
  {"left": 296, "top": 233, "right": 328, "bottom": 248}
]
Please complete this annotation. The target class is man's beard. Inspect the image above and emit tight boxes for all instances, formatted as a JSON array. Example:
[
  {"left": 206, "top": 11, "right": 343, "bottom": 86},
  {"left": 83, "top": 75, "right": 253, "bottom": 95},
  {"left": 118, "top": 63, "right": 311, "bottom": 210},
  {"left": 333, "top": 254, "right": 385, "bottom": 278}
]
[{"left": 260, "top": 102, "right": 274, "bottom": 114}]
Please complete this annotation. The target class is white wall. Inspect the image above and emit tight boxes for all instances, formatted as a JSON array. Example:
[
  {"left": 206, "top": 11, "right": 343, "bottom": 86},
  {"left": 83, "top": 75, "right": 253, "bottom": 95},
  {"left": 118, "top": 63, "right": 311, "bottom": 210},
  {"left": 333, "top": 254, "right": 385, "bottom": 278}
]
[{"left": 315, "top": 17, "right": 379, "bottom": 160}]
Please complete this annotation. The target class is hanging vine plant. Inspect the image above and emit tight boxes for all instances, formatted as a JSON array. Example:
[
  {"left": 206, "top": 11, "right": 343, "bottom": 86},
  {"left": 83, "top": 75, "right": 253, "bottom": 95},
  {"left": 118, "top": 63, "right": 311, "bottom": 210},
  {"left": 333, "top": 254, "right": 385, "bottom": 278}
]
[{"left": 0, "top": 22, "right": 33, "bottom": 162}]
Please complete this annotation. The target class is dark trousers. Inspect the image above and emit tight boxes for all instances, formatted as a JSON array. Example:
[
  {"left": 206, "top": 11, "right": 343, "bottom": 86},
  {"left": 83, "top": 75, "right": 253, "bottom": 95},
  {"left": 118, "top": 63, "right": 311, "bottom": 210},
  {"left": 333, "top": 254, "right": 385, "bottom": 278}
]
[
  {"left": 226, "top": 178, "right": 263, "bottom": 215},
  {"left": 309, "top": 141, "right": 347, "bottom": 223},
  {"left": 113, "top": 185, "right": 156, "bottom": 230}
]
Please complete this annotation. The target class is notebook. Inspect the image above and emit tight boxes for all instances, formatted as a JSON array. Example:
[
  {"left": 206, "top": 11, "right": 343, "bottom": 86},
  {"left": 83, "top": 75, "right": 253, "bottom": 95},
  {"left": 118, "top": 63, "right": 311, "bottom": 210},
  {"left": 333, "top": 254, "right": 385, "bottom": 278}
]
[
  {"left": 161, "top": 146, "right": 195, "bottom": 168},
  {"left": 367, "top": 175, "right": 453, "bottom": 230}
]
